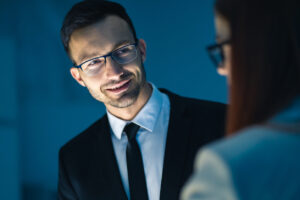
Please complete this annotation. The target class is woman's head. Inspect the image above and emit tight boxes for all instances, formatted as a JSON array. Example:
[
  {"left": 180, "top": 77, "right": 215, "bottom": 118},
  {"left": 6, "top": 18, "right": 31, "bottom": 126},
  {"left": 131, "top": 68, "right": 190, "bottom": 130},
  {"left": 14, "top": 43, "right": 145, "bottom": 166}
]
[{"left": 214, "top": 0, "right": 300, "bottom": 134}]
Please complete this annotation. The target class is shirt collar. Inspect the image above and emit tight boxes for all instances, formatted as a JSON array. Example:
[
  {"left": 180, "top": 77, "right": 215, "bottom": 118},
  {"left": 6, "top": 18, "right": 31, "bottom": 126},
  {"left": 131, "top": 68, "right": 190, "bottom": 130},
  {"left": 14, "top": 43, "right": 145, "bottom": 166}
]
[{"left": 107, "top": 83, "right": 163, "bottom": 140}]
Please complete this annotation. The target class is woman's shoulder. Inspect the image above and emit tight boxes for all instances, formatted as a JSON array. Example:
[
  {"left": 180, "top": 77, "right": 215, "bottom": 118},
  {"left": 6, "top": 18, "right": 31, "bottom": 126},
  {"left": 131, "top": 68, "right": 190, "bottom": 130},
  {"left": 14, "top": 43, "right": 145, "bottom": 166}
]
[
  {"left": 195, "top": 125, "right": 300, "bottom": 199},
  {"left": 204, "top": 125, "right": 300, "bottom": 162}
]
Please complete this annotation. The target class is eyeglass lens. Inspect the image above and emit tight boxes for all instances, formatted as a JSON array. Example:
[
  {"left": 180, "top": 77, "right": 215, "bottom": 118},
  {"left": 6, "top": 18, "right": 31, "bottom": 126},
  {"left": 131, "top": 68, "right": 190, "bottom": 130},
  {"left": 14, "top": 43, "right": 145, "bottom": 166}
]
[{"left": 81, "top": 44, "right": 137, "bottom": 76}]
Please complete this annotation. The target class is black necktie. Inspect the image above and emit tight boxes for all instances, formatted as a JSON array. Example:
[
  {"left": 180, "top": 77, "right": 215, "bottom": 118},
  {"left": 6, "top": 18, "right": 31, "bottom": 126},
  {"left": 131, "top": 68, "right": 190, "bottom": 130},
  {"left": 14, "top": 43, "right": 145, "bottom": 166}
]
[{"left": 123, "top": 123, "right": 149, "bottom": 200}]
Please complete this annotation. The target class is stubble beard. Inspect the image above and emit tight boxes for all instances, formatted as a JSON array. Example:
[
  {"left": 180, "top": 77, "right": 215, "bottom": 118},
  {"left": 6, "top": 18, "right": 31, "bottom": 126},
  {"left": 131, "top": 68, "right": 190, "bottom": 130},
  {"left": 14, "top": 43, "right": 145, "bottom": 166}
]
[{"left": 87, "top": 69, "right": 146, "bottom": 108}]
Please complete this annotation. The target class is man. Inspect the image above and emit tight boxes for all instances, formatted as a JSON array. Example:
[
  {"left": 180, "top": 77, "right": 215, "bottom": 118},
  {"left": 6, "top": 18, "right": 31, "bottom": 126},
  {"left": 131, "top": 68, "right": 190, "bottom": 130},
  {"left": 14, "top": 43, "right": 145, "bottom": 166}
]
[{"left": 58, "top": 1, "right": 226, "bottom": 200}]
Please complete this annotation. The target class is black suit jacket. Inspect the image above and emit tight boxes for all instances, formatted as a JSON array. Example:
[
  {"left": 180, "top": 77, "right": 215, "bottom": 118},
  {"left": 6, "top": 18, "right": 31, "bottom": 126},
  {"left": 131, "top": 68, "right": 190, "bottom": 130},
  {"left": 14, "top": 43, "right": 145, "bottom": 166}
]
[{"left": 58, "top": 89, "right": 226, "bottom": 200}]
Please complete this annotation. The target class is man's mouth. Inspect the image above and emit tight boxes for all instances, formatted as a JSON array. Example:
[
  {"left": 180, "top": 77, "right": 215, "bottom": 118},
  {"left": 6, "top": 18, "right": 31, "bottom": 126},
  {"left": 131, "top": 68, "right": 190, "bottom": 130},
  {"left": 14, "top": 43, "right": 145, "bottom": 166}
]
[{"left": 106, "top": 79, "right": 131, "bottom": 94}]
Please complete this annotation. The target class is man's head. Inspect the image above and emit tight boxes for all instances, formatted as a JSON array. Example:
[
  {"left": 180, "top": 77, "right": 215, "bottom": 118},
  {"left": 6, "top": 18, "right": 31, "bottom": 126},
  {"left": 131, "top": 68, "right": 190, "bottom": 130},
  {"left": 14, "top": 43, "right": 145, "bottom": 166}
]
[
  {"left": 61, "top": 0, "right": 138, "bottom": 55},
  {"left": 61, "top": 1, "right": 149, "bottom": 111}
]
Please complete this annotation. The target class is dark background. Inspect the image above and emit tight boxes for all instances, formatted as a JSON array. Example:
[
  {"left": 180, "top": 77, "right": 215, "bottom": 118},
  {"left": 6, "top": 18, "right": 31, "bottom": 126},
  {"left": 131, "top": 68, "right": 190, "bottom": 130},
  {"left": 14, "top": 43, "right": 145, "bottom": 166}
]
[{"left": 0, "top": 0, "right": 227, "bottom": 199}]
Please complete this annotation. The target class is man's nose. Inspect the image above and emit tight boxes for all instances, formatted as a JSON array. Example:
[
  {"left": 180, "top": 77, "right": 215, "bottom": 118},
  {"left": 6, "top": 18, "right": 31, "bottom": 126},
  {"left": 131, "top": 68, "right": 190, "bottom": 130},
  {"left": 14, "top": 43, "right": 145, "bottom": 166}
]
[{"left": 105, "top": 56, "right": 123, "bottom": 78}]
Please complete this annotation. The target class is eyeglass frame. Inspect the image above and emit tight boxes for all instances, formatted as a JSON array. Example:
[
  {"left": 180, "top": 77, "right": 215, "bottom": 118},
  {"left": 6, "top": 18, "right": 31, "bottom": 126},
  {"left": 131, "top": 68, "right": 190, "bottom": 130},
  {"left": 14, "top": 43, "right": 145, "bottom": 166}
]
[
  {"left": 206, "top": 40, "right": 231, "bottom": 68},
  {"left": 72, "top": 41, "right": 139, "bottom": 71}
]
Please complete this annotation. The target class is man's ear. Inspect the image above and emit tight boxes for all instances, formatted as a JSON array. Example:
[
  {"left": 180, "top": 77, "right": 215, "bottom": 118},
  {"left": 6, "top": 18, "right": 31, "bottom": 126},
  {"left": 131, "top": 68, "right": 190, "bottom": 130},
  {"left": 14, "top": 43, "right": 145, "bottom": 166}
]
[
  {"left": 70, "top": 67, "right": 86, "bottom": 87},
  {"left": 138, "top": 39, "right": 147, "bottom": 63}
]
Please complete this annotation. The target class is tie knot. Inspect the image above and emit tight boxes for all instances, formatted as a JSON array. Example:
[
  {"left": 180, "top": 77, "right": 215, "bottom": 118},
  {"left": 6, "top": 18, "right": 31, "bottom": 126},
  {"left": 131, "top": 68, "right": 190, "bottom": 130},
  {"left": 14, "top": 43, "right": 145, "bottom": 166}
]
[{"left": 123, "top": 123, "right": 140, "bottom": 141}]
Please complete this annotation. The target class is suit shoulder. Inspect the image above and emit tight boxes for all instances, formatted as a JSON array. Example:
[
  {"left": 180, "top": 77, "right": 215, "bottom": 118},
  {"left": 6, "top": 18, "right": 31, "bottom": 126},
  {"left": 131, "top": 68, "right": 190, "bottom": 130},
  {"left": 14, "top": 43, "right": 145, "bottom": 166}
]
[
  {"left": 208, "top": 125, "right": 300, "bottom": 161},
  {"left": 161, "top": 88, "right": 226, "bottom": 114},
  {"left": 59, "top": 115, "right": 107, "bottom": 154},
  {"left": 179, "top": 95, "right": 226, "bottom": 112},
  {"left": 183, "top": 148, "right": 239, "bottom": 200},
  {"left": 202, "top": 127, "right": 300, "bottom": 199}
]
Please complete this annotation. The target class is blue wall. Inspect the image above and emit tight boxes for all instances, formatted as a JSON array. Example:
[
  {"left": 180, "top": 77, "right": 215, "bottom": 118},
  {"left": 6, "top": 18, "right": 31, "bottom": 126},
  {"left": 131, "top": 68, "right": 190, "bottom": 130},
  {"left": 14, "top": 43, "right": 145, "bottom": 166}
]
[{"left": 0, "top": 0, "right": 227, "bottom": 199}]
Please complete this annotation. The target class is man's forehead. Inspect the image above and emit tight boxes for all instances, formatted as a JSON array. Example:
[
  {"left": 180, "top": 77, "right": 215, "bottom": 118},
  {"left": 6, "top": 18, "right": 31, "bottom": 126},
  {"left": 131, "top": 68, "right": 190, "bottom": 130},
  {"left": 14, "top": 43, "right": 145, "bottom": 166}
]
[
  {"left": 69, "top": 15, "right": 136, "bottom": 63},
  {"left": 71, "top": 15, "right": 134, "bottom": 46}
]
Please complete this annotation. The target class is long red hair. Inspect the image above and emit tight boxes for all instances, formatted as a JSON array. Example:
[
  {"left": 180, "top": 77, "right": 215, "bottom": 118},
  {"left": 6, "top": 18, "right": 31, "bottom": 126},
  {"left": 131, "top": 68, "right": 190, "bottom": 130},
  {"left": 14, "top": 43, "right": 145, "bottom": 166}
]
[{"left": 215, "top": 0, "right": 300, "bottom": 135}]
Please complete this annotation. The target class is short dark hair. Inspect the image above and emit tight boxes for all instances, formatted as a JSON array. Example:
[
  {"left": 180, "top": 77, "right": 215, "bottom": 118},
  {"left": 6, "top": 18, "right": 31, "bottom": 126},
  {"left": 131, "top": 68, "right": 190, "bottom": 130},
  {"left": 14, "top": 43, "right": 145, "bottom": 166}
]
[
  {"left": 215, "top": 0, "right": 300, "bottom": 134},
  {"left": 60, "top": 0, "right": 138, "bottom": 55}
]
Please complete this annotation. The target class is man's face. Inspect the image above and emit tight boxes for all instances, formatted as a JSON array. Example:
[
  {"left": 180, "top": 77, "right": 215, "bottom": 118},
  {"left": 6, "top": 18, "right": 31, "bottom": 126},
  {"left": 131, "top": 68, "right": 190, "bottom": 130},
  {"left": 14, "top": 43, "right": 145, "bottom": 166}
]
[{"left": 69, "top": 15, "right": 147, "bottom": 108}]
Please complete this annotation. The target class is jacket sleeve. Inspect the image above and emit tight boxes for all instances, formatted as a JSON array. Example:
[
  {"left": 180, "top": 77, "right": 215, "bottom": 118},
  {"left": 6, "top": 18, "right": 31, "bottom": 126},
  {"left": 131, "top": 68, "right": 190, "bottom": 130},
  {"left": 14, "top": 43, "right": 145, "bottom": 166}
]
[
  {"left": 180, "top": 148, "right": 238, "bottom": 200},
  {"left": 57, "top": 148, "right": 78, "bottom": 200}
]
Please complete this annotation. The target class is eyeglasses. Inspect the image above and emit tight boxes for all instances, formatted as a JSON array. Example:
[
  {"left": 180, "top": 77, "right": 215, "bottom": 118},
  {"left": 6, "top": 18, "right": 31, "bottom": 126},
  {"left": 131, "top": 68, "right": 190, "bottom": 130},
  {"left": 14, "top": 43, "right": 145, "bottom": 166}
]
[
  {"left": 206, "top": 40, "right": 231, "bottom": 68},
  {"left": 74, "top": 42, "right": 138, "bottom": 76}
]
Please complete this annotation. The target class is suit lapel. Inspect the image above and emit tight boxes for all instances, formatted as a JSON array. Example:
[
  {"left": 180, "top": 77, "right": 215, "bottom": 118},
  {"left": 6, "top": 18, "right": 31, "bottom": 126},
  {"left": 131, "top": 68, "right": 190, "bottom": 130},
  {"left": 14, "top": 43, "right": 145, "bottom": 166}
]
[
  {"left": 159, "top": 90, "right": 192, "bottom": 200},
  {"left": 92, "top": 90, "right": 191, "bottom": 200},
  {"left": 95, "top": 115, "right": 128, "bottom": 200}
]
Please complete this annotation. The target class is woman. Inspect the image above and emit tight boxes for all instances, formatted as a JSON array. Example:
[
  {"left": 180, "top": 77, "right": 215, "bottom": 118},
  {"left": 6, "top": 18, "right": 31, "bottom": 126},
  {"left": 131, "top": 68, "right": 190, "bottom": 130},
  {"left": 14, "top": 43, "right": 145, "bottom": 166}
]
[{"left": 181, "top": 0, "right": 300, "bottom": 199}]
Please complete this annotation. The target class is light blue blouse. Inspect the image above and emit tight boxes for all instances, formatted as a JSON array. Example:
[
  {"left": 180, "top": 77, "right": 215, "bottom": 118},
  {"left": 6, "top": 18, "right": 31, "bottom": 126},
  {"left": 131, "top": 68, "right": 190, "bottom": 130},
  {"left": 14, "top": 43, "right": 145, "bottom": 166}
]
[{"left": 181, "top": 96, "right": 300, "bottom": 200}]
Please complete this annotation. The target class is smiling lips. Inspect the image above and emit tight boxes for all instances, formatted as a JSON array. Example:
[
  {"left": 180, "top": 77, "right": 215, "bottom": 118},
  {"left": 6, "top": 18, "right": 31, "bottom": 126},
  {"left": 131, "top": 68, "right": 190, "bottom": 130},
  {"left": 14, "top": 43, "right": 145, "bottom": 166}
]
[{"left": 106, "top": 79, "right": 131, "bottom": 94}]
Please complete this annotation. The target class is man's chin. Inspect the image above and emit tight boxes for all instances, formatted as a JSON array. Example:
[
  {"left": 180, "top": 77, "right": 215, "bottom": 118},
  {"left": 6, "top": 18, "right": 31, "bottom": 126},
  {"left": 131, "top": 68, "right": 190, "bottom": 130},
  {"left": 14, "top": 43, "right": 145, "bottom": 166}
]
[
  {"left": 107, "top": 85, "right": 140, "bottom": 107},
  {"left": 106, "top": 96, "right": 137, "bottom": 108}
]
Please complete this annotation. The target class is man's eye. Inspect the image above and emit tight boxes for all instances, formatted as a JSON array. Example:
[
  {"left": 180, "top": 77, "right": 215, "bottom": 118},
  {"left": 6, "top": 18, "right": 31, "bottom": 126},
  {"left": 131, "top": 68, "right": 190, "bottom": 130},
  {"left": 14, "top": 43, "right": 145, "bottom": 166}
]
[
  {"left": 116, "top": 48, "right": 131, "bottom": 56},
  {"left": 88, "top": 59, "right": 103, "bottom": 66}
]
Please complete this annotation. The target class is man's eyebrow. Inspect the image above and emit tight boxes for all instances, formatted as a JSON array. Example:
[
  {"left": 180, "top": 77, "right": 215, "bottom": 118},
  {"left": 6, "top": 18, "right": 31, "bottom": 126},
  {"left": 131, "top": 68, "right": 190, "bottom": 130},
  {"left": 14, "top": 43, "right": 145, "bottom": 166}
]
[
  {"left": 77, "top": 40, "right": 133, "bottom": 64},
  {"left": 112, "top": 40, "right": 132, "bottom": 50}
]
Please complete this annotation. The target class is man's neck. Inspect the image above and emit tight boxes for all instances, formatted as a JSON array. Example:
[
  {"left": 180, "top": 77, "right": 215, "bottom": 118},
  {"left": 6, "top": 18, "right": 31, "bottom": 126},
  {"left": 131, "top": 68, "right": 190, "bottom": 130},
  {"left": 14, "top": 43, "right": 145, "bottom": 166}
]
[{"left": 106, "top": 82, "right": 153, "bottom": 121}]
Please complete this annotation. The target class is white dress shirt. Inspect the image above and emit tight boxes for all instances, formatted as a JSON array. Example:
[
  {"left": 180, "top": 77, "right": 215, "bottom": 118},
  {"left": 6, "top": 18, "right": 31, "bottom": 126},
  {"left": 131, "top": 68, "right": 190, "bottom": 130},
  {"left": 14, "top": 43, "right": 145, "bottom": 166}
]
[{"left": 107, "top": 83, "right": 171, "bottom": 200}]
